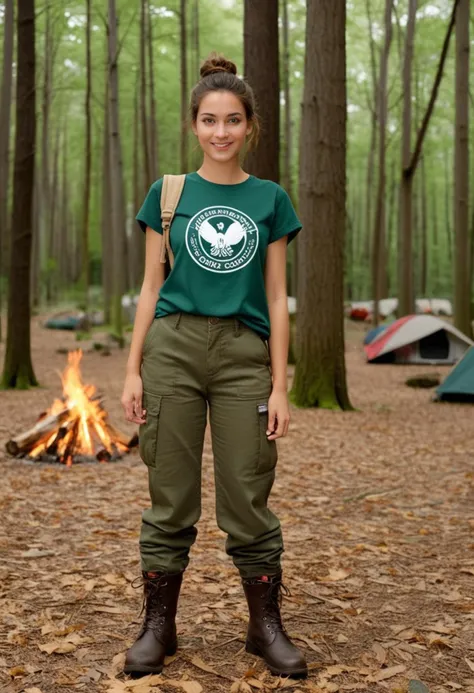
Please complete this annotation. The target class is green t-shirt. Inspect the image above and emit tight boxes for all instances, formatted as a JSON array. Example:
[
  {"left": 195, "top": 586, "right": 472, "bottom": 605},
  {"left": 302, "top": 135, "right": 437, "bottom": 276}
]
[{"left": 136, "top": 172, "right": 301, "bottom": 339}]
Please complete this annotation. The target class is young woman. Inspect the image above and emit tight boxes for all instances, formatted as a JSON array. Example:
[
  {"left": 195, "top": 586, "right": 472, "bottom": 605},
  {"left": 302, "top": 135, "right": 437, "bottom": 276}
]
[{"left": 121, "top": 53, "right": 307, "bottom": 679}]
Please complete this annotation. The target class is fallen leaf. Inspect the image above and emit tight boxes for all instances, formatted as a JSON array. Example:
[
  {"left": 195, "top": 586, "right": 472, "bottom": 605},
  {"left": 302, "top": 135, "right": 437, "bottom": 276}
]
[
  {"left": 230, "top": 682, "right": 252, "bottom": 693},
  {"left": 25, "top": 689, "right": 44, "bottom": 693},
  {"left": 246, "top": 679, "right": 264, "bottom": 689},
  {"left": 466, "top": 658, "right": 474, "bottom": 672},
  {"left": 190, "top": 656, "right": 219, "bottom": 675},
  {"left": 367, "top": 664, "right": 406, "bottom": 682},
  {"left": 318, "top": 569, "right": 350, "bottom": 582},
  {"left": 38, "top": 641, "right": 77, "bottom": 654},
  {"left": 372, "top": 643, "right": 387, "bottom": 665},
  {"left": 166, "top": 680, "right": 203, "bottom": 693},
  {"left": 9, "top": 665, "right": 27, "bottom": 677}
]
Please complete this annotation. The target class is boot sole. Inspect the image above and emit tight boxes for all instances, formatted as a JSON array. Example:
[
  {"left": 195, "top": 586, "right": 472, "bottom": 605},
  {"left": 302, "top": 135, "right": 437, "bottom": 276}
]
[
  {"left": 245, "top": 640, "right": 308, "bottom": 679},
  {"left": 123, "top": 642, "right": 177, "bottom": 677}
]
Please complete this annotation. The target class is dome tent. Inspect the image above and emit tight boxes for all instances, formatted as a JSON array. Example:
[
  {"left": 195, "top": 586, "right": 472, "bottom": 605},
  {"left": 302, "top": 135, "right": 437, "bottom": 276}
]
[
  {"left": 436, "top": 347, "right": 474, "bottom": 401},
  {"left": 364, "top": 315, "right": 472, "bottom": 365}
]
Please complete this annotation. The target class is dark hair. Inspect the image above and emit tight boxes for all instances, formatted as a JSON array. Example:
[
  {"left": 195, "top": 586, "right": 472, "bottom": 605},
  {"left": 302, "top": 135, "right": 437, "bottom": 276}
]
[{"left": 190, "top": 52, "right": 260, "bottom": 150}]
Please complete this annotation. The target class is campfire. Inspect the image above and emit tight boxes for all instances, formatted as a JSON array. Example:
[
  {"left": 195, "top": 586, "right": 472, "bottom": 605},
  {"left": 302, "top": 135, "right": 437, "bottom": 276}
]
[{"left": 6, "top": 350, "right": 137, "bottom": 465}]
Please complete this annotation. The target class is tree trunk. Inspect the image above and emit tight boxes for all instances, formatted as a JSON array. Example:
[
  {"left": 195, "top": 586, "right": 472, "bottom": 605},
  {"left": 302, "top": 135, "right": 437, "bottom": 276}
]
[
  {"left": 244, "top": 0, "right": 279, "bottom": 182},
  {"left": 140, "top": 0, "right": 151, "bottom": 189},
  {"left": 386, "top": 160, "right": 397, "bottom": 295},
  {"left": 371, "top": 0, "right": 392, "bottom": 326},
  {"left": 281, "top": 0, "right": 297, "bottom": 299},
  {"left": 432, "top": 184, "right": 439, "bottom": 295},
  {"left": 101, "top": 77, "right": 112, "bottom": 324},
  {"left": 281, "top": 0, "right": 292, "bottom": 196},
  {"left": 398, "top": 0, "right": 417, "bottom": 316},
  {"left": 180, "top": 0, "right": 188, "bottom": 173},
  {"left": 190, "top": 0, "right": 201, "bottom": 170},
  {"left": 80, "top": 0, "right": 92, "bottom": 314},
  {"left": 444, "top": 149, "right": 453, "bottom": 263},
  {"left": 364, "top": 0, "right": 378, "bottom": 300},
  {"left": 1, "top": 0, "right": 38, "bottom": 389},
  {"left": 291, "top": 0, "right": 351, "bottom": 410},
  {"left": 108, "top": 0, "right": 125, "bottom": 343},
  {"left": 42, "top": 1, "right": 53, "bottom": 305},
  {"left": 0, "top": 0, "right": 14, "bottom": 343},
  {"left": 420, "top": 155, "right": 428, "bottom": 296},
  {"left": 147, "top": 0, "right": 158, "bottom": 180},
  {"left": 454, "top": 0, "right": 470, "bottom": 335}
]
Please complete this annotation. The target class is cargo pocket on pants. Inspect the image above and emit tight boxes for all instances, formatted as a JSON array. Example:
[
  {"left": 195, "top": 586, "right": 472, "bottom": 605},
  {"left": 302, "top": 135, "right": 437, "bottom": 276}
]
[
  {"left": 138, "top": 391, "right": 162, "bottom": 468},
  {"left": 256, "top": 404, "right": 278, "bottom": 474}
]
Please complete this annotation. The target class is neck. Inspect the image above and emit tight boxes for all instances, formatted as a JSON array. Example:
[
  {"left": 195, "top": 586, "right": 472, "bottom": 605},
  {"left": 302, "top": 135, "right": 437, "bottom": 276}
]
[{"left": 197, "top": 156, "right": 249, "bottom": 185}]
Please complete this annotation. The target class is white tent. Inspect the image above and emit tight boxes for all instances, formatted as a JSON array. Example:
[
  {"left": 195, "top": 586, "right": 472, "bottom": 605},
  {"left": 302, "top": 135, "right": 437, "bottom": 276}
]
[{"left": 364, "top": 314, "right": 472, "bottom": 365}]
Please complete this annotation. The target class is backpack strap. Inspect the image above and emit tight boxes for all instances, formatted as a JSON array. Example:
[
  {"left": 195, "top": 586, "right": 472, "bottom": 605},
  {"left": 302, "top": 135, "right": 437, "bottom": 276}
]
[{"left": 160, "top": 174, "right": 186, "bottom": 268}]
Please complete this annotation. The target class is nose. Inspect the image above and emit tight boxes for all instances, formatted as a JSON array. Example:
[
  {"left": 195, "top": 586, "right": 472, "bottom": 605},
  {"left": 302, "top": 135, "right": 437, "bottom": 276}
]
[{"left": 215, "top": 122, "right": 227, "bottom": 138}]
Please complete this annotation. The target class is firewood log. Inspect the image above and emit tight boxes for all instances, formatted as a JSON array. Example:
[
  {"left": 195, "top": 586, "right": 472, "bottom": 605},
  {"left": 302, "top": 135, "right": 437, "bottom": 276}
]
[{"left": 5, "top": 408, "right": 70, "bottom": 456}]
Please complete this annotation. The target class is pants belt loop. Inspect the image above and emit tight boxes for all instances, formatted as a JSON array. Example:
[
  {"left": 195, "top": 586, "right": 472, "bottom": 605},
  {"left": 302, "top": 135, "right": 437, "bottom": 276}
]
[
  {"left": 174, "top": 312, "right": 182, "bottom": 330},
  {"left": 234, "top": 318, "right": 240, "bottom": 337}
]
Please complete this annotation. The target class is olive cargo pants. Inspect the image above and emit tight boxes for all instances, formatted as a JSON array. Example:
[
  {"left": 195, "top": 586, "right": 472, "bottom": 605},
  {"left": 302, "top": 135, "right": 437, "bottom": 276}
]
[{"left": 138, "top": 313, "right": 283, "bottom": 578}]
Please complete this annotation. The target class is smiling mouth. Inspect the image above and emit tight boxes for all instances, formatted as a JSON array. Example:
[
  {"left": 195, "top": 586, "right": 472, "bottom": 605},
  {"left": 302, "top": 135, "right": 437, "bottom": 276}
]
[{"left": 212, "top": 142, "right": 232, "bottom": 149}]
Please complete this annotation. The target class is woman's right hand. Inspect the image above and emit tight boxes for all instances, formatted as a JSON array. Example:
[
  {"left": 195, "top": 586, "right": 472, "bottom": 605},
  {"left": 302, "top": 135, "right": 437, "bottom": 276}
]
[{"left": 121, "top": 373, "right": 147, "bottom": 425}]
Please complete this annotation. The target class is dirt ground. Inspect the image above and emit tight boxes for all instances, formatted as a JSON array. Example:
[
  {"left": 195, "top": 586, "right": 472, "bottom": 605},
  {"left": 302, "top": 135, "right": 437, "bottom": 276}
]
[{"left": 1, "top": 315, "right": 473, "bottom": 693}]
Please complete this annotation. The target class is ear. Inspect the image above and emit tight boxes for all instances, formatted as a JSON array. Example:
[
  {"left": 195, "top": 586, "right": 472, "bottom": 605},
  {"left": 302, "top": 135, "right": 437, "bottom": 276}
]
[
  {"left": 246, "top": 123, "right": 253, "bottom": 137},
  {"left": 191, "top": 121, "right": 198, "bottom": 137}
]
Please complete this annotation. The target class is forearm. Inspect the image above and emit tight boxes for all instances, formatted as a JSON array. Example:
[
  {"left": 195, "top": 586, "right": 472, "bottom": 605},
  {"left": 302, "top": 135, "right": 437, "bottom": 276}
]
[
  {"left": 126, "top": 284, "right": 161, "bottom": 376},
  {"left": 268, "top": 295, "right": 289, "bottom": 393}
]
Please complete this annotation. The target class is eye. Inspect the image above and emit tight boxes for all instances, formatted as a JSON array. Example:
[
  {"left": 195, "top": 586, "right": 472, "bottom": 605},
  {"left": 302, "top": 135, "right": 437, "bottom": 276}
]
[
  {"left": 203, "top": 117, "right": 214, "bottom": 124},
  {"left": 229, "top": 118, "right": 241, "bottom": 124}
]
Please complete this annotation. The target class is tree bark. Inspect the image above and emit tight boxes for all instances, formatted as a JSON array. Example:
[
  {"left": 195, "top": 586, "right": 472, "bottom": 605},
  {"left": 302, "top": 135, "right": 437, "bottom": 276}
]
[
  {"left": 454, "top": 0, "right": 470, "bottom": 335},
  {"left": 180, "top": 0, "right": 188, "bottom": 173},
  {"left": 147, "top": 0, "right": 158, "bottom": 180},
  {"left": 420, "top": 154, "right": 428, "bottom": 296},
  {"left": 80, "top": 0, "right": 92, "bottom": 314},
  {"left": 364, "top": 0, "right": 378, "bottom": 299},
  {"left": 101, "top": 76, "right": 112, "bottom": 324},
  {"left": 1, "top": 0, "right": 38, "bottom": 389},
  {"left": 291, "top": 0, "right": 351, "bottom": 410},
  {"left": 398, "top": 0, "right": 417, "bottom": 316},
  {"left": 108, "top": 0, "right": 125, "bottom": 343},
  {"left": 0, "top": 0, "right": 14, "bottom": 343},
  {"left": 371, "top": 0, "right": 392, "bottom": 326},
  {"left": 42, "top": 1, "right": 53, "bottom": 304},
  {"left": 244, "top": 0, "right": 279, "bottom": 182},
  {"left": 140, "top": 0, "right": 151, "bottom": 189}
]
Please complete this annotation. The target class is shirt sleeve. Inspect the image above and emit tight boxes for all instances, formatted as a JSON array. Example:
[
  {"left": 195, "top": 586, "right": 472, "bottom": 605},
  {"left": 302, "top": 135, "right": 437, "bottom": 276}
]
[
  {"left": 269, "top": 185, "right": 302, "bottom": 245},
  {"left": 136, "top": 179, "right": 163, "bottom": 234}
]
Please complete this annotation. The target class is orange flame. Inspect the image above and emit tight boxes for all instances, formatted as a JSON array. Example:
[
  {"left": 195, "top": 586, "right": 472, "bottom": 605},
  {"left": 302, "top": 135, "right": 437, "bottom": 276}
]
[{"left": 29, "top": 350, "right": 128, "bottom": 462}]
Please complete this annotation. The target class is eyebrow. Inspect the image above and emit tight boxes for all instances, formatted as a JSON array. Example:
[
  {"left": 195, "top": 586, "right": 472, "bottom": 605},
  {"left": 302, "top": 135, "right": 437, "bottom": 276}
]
[{"left": 200, "top": 112, "right": 243, "bottom": 117}]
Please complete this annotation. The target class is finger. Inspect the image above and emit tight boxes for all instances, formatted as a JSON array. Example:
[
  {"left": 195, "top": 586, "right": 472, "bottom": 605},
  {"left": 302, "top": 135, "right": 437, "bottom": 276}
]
[
  {"left": 124, "top": 401, "right": 134, "bottom": 422},
  {"left": 275, "top": 414, "right": 285, "bottom": 438},
  {"left": 283, "top": 418, "right": 290, "bottom": 437},
  {"left": 266, "top": 412, "right": 277, "bottom": 436},
  {"left": 134, "top": 397, "right": 144, "bottom": 417}
]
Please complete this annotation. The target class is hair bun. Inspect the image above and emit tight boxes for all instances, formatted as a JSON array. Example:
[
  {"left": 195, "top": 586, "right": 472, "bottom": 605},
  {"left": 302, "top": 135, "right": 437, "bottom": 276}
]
[{"left": 200, "top": 52, "right": 237, "bottom": 79}]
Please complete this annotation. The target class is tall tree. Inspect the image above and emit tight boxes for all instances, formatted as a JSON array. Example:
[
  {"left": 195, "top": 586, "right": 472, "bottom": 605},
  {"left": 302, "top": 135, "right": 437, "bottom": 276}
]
[
  {"left": 1, "top": 0, "right": 37, "bottom": 388},
  {"left": 454, "top": 0, "right": 470, "bottom": 334},
  {"left": 140, "top": 0, "right": 151, "bottom": 189},
  {"left": 108, "top": 0, "right": 126, "bottom": 342},
  {"left": 371, "top": 0, "right": 393, "bottom": 326},
  {"left": 398, "top": 0, "right": 417, "bottom": 316},
  {"left": 0, "top": 0, "right": 14, "bottom": 343},
  {"left": 291, "top": 0, "right": 351, "bottom": 410},
  {"left": 147, "top": 0, "right": 158, "bottom": 180},
  {"left": 81, "top": 0, "right": 92, "bottom": 314},
  {"left": 180, "top": 0, "right": 188, "bottom": 173},
  {"left": 244, "top": 0, "right": 279, "bottom": 182}
]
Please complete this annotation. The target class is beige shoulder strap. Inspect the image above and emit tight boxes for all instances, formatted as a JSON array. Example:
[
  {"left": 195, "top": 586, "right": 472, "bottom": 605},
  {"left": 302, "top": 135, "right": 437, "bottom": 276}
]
[{"left": 160, "top": 174, "right": 186, "bottom": 268}]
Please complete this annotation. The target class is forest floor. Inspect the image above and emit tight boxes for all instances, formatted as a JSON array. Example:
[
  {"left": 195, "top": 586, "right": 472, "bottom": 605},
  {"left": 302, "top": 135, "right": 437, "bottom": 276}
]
[{"left": 1, "top": 315, "right": 474, "bottom": 693}]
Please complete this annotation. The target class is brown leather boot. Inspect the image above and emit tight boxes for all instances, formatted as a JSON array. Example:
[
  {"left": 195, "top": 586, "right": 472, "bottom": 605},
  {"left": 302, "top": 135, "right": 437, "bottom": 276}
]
[
  {"left": 124, "top": 571, "right": 183, "bottom": 676},
  {"left": 242, "top": 573, "right": 308, "bottom": 678}
]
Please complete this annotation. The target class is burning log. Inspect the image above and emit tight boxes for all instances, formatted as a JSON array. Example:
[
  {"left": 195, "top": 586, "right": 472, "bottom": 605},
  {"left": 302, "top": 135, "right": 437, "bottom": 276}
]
[
  {"left": 5, "top": 350, "right": 137, "bottom": 465},
  {"left": 6, "top": 408, "right": 70, "bottom": 456}
]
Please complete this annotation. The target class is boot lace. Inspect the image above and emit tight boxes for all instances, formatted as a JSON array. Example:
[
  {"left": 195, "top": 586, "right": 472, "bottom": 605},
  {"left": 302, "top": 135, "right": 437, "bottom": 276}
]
[
  {"left": 261, "top": 578, "right": 291, "bottom": 635},
  {"left": 132, "top": 574, "right": 169, "bottom": 635}
]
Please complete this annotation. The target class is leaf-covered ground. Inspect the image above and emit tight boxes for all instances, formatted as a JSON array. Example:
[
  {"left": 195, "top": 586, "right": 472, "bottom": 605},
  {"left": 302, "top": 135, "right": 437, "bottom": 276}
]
[{"left": 1, "top": 317, "right": 474, "bottom": 693}]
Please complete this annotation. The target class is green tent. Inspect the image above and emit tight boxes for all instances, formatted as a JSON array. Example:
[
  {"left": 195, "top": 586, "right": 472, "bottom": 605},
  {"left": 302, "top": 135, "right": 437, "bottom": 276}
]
[{"left": 436, "top": 346, "right": 474, "bottom": 401}]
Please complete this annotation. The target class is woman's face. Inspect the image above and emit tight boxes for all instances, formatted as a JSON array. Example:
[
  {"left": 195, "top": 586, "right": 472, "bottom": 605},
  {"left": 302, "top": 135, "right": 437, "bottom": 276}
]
[{"left": 192, "top": 90, "right": 252, "bottom": 163}]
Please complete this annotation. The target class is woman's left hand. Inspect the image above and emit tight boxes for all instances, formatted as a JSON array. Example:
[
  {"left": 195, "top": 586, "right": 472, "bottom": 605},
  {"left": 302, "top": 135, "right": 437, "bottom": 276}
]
[{"left": 266, "top": 390, "right": 290, "bottom": 440}]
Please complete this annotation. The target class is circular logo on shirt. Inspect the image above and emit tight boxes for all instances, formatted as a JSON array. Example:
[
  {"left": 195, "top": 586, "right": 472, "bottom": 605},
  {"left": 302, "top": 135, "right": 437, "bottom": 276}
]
[{"left": 185, "top": 206, "right": 259, "bottom": 273}]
